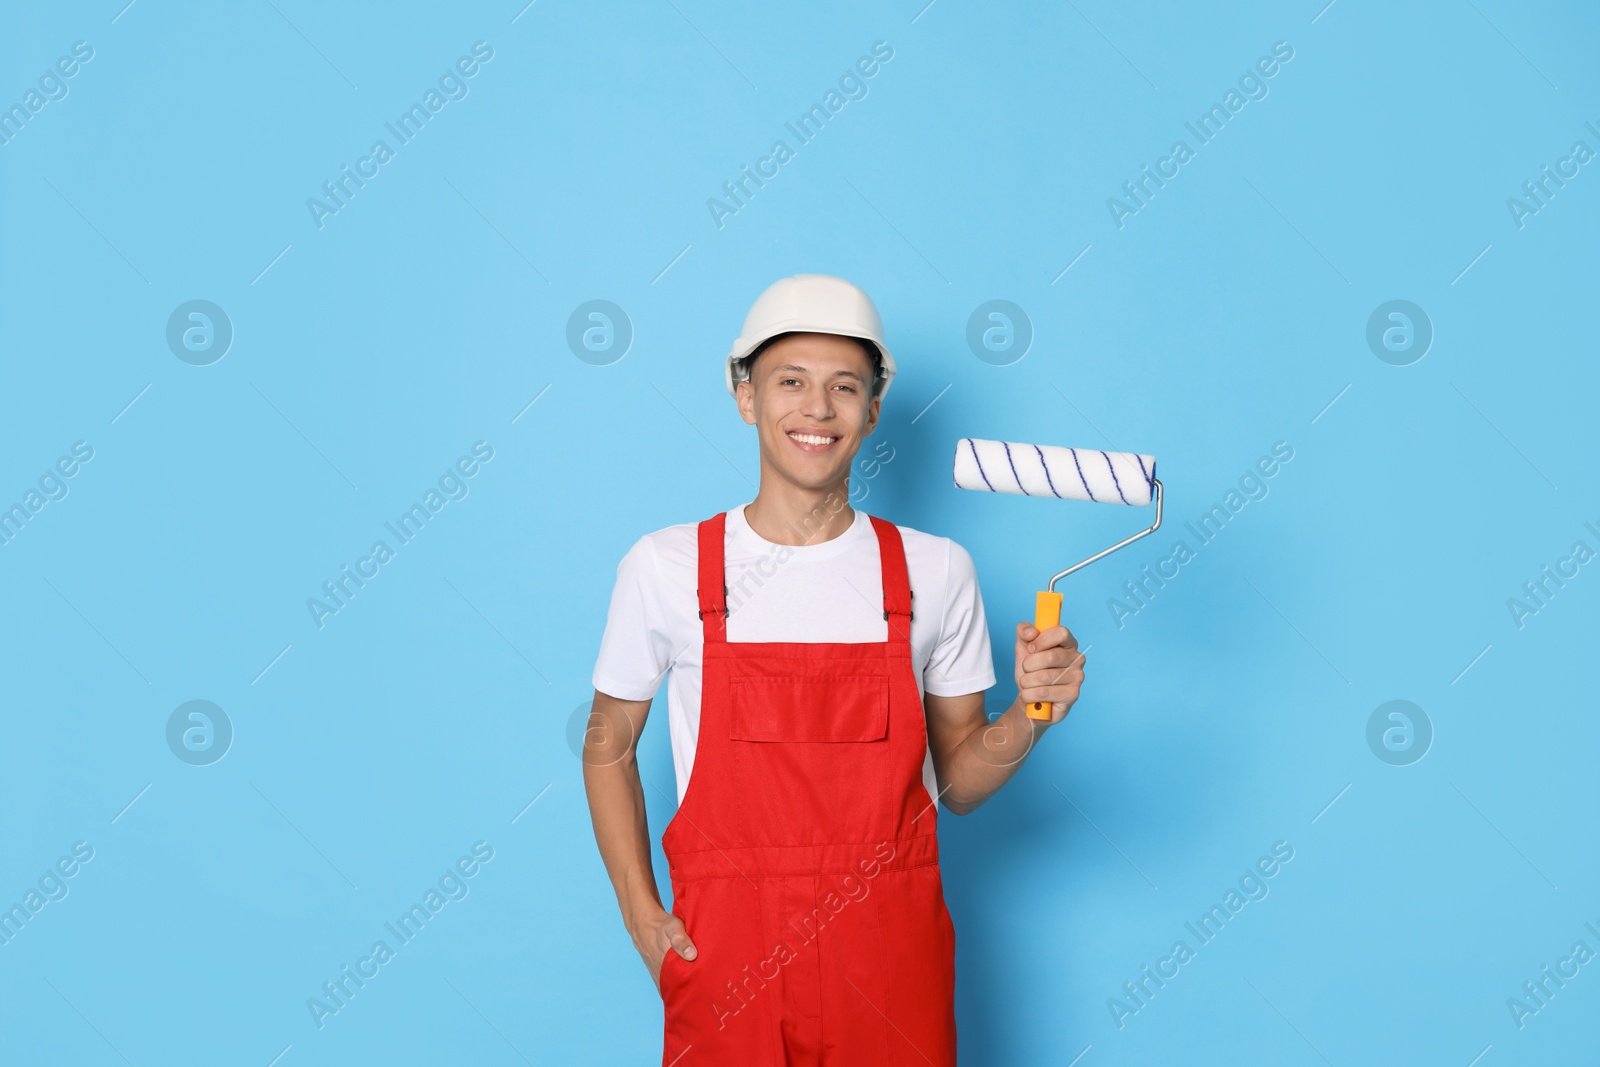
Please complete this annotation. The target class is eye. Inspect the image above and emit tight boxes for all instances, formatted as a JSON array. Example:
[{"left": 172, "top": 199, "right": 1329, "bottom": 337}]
[{"left": 779, "top": 377, "right": 801, "bottom": 387}]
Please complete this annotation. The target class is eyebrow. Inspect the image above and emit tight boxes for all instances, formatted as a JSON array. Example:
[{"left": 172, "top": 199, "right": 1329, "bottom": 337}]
[{"left": 773, "top": 363, "right": 867, "bottom": 380}]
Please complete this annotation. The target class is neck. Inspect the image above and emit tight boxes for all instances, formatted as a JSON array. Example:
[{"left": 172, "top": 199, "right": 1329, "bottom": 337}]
[{"left": 742, "top": 476, "right": 855, "bottom": 546}]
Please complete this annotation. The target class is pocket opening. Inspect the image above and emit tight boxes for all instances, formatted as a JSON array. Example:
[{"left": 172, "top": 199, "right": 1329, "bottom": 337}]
[{"left": 729, "top": 676, "right": 889, "bottom": 743}]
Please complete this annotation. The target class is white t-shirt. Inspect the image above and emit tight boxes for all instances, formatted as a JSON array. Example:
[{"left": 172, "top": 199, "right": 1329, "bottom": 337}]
[{"left": 592, "top": 504, "right": 997, "bottom": 804}]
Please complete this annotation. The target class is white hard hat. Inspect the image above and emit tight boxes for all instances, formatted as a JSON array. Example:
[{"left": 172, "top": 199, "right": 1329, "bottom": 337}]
[{"left": 725, "top": 274, "right": 896, "bottom": 400}]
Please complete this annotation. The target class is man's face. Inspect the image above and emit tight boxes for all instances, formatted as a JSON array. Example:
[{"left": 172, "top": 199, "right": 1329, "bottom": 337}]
[{"left": 736, "top": 332, "right": 880, "bottom": 493}]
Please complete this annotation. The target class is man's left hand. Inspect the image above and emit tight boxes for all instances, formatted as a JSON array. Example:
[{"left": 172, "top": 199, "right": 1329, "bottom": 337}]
[{"left": 1014, "top": 621, "right": 1085, "bottom": 725}]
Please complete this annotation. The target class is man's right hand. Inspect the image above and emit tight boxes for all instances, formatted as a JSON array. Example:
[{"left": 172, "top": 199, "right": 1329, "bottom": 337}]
[{"left": 630, "top": 907, "right": 698, "bottom": 990}]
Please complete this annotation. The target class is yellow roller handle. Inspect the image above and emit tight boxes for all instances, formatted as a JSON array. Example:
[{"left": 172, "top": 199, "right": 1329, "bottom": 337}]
[{"left": 1027, "top": 590, "right": 1063, "bottom": 720}]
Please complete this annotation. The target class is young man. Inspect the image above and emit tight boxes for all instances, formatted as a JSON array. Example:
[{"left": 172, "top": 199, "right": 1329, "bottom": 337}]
[{"left": 583, "top": 275, "right": 1084, "bottom": 1065}]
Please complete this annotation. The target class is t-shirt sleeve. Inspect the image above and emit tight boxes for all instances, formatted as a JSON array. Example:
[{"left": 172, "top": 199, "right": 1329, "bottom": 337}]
[
  {"left": 922, "top": 539, "right": 997, "bottom": 698},
  {"left": 591, "top": 536, "right": 675, "bottom": 702}
]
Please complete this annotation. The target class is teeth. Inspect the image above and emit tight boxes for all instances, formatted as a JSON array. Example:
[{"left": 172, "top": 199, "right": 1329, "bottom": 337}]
[{"left": 790, "top": 433, "right": 835, "bottom": 446}]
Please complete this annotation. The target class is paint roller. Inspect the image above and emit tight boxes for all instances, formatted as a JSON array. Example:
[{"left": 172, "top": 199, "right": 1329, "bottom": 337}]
[{"left": 954, "top": 438, "right": 1164, "bottom": 720}]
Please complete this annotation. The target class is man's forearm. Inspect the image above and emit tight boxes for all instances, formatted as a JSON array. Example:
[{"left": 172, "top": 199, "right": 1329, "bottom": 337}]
[
  {"left": 583, "top": 751, "right": 666, "bottom": 930},
  {"left": 938, "top": 697, "right": 1052, "bottom": 815},
  {"left": 931, "top": 620, "right": 1085, "bottom": 814},
  {"left": 581, "top": 691, "right": 698, "bottom": 982}
]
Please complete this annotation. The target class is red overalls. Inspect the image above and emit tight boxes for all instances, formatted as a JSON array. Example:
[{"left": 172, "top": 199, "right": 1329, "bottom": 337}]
[{"left": 659, "top": 511, "right": 958, "bottom": 1066}]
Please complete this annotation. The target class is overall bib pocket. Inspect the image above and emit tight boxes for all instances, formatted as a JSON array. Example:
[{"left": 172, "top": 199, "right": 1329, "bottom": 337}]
[{"left": 729, "top": 675, "right": 889, "bottom": 743}]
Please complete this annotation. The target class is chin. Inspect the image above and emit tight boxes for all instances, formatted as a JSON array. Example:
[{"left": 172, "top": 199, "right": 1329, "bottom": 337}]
[
  {"left": 765, "top": 451, "right": 845, "bottom": 488},
  {"left": 788, "top": 467, "right": 848, "bottom": 492}
]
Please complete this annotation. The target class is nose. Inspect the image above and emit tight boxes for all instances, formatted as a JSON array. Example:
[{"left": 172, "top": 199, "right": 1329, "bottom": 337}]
[{"left": 799, "top": 381, "right": 834, "bottom": 421}]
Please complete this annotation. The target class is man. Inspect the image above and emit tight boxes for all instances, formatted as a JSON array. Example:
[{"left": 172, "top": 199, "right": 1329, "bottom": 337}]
[{"left": 583, "top": 275, "right": 1084, "bottom": 1065}]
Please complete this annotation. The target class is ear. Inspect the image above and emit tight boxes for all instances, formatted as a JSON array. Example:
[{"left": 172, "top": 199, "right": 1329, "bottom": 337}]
[
  {"left": 862, "top": 392, "right": 882, "bottom": 436},
  {"left": 735, "top": 377, "right": 757, "bottom": 426}
]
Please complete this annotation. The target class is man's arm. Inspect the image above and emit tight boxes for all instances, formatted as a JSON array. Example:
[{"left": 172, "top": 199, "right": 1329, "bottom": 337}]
[
  {"left": 924, "top": 622, "right": 1084, "bottom": 815},
  {"left": 580, "top": 690, "right": 698, "bottom": 988}
]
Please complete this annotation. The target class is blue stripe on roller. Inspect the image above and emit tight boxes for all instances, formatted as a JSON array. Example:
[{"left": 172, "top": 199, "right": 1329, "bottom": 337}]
[
  {"left": 1134, "top": 453, "right": 1154, "bottom": 493},
  {"left": 1069, "top": 448, "right": 1097, "bottom": 501},
  {"left": 1102, "top": 450, "right": 1129, "bottom": 504},
  {"left": 967, "top": 438, "right": 995, "bottom": 491},
  {"left": 1001, "top": 441, "right": 1029, "bottom": 495},
  {"left": 1034, "top": 445, "right": 1062, "bottom": 498}
]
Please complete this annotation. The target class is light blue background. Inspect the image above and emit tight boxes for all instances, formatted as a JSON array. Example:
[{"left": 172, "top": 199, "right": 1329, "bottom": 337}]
[{"left": 3, "top": 1, "right": 1597, "bottom": 1064}]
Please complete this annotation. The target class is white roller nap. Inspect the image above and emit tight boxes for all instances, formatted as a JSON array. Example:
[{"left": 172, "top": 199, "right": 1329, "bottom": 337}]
[{"left": 953, "top": 438, "right": 1157, "bottom": 507}]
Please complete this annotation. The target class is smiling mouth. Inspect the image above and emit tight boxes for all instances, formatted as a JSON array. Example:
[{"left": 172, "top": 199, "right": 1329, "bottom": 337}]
[{"left": 786, "top": 429, "right": 841, "bottom": 454}]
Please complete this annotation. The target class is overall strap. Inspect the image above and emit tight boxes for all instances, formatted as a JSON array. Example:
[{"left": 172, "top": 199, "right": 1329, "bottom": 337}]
[
  {"left": 869, "top": 516, "right": 914, "bottom": 642},
  {"left": 696, "top": 512, "right": 728, "bottom": 642}
]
